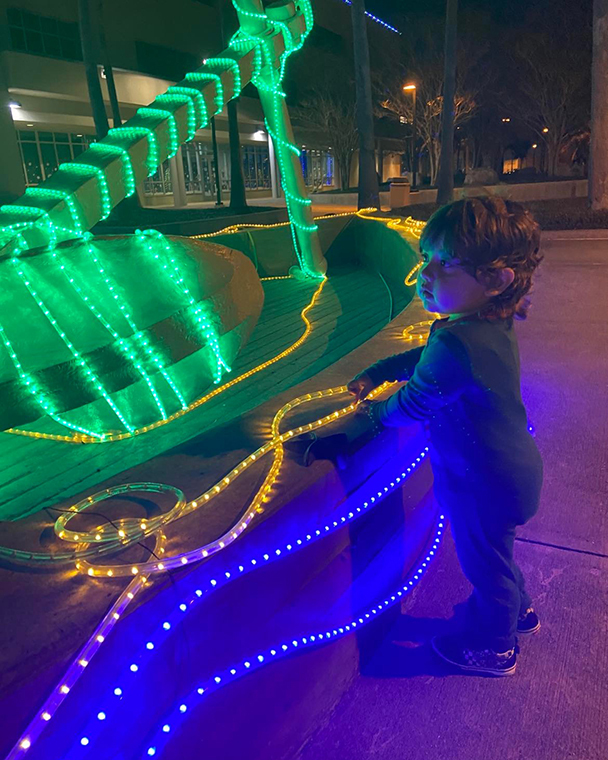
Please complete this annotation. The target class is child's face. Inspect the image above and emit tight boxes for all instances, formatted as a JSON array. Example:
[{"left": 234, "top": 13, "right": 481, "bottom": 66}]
[{"left": 416, "top": 241, "right": 490, "bottom": 317}]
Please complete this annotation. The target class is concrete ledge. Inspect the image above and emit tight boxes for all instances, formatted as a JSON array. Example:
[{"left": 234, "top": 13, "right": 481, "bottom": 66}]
[
  {"left": 310, "top": 179, "right": 589, "bottom": 209},
  {"left": 95, "top": 207, "right": 290, "bottom": 237}
]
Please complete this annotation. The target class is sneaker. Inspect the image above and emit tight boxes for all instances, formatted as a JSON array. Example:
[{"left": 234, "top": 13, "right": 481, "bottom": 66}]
[
  {"left": 431, "top": 633, "right": 518, "bottom": 677},
  {"left": 517, "top": 608, "right": 541, "bottom": 635}
]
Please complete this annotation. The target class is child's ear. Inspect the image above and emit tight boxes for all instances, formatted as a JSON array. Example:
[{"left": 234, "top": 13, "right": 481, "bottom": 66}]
[{"left": 482, "top": 267, "right": 515, "bottom": 296}]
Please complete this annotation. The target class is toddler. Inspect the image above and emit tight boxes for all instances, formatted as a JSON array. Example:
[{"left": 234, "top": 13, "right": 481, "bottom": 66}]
[{"left": 348, "top": 197, "right": 544, "bottom": 676}]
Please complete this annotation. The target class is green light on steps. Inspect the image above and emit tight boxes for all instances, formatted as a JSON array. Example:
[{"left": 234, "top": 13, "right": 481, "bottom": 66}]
[
  {"left": 11, "top": 255, "right": 135, "bottom": 432},
  {"left": 137, "top": 229, "right": 231, "bottom": 383}
]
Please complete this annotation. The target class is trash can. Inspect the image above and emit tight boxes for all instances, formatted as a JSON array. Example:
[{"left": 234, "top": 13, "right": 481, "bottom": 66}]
[{"left": 389, "top": 176, "right": 411, "bottom": 209}]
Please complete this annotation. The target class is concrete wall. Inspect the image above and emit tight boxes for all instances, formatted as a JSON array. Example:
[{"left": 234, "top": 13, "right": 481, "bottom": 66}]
[{"left": 310, "top": 179, "right": 590, "bottom": 209}]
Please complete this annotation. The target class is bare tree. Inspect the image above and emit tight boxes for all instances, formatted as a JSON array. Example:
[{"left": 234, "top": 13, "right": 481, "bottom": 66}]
[
  {"left": 590, "top": 0, "right": 608, "bottom": 208},
  {"left": 379, "top": 72, "right": 475, "bottom": 186},
  {"left": 294, "top": 88, "right": 358, "bottom": 191},
  {"left": 507, "top": 15, "right": 591, "bottom": 178}
]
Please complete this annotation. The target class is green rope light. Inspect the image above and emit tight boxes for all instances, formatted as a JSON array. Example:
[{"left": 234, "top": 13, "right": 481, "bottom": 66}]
[
  {"left": 155, "top": 94, "right": 197, "bottom": 142},
  {"left": 88, "top": 143, "right": 137, "bottom": 198},
  {"left": 12, "top": 256, "right": 135, "bottom": 433},
  {"left": 137, "top": 107, "right": 181, "bottom": 159},
  {"left": 107, "top": 126, "right": 160, "bottom": 176},
  {"left": 24, "top": 187, "right": 86, "bottom": 233},
  {"left": 0, "top": 319, "right": 104, "bottom": 439},
  {"left": 185, "top": 71, "right": 225, "bottom": 114},
  {"left": 137, "top": 229, "right": 231, "bottom": 384},
  {"left": 229, "top": 0, "right": 323, "bottom": 279},
  {"left": 81, "top": 232, "right": 188, "bottom": 411},
  {"left": 0, "top": 0, "right": 324, "bottom": 439},
  {"left": 58, "top": 163, "right": 113, "bottom": 220},
  {"left": 206, "top": 56, "right": 243, "bottom": 95},
  {"left": 167, "top": 85, "right": 209, "bottom": 130},
  {"left": 48, "top": 240, "right": 169, "bottom": 421}
]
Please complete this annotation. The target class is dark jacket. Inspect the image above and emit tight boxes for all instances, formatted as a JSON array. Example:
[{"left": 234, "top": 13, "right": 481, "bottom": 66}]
[{"left": 364, "top": 316, "right": 543, "bottom": 522}]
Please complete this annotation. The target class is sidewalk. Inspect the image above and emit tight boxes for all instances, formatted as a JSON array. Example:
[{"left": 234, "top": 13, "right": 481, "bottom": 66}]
[{"left": 297, "top": 236, "right": 608, "bottom": 760}]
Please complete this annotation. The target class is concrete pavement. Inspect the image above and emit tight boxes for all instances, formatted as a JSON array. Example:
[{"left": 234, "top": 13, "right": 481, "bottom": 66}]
[{"left": 297, "top": 235, "right": 608, "bottom": 760}]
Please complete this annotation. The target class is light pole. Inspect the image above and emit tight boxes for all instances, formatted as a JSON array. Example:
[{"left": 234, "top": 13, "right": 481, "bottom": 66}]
[{"left": 403, "top": 83, "right": 418, "bottom": 191}]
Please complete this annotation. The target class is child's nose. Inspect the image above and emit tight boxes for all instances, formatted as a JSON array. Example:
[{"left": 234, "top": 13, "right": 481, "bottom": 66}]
[{"left": 419, "top": 264, "right": 433, "bottom": 283}]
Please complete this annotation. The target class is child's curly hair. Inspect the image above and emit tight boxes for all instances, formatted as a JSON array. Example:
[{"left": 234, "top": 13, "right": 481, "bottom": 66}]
[{"left": 420, "top": 197, "right": 543, "bottom": 321}]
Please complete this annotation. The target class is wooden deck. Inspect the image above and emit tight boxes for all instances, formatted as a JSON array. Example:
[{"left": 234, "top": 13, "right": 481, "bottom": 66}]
[{"left": 0, "top": 267, "right": 398, "bottom": 520}]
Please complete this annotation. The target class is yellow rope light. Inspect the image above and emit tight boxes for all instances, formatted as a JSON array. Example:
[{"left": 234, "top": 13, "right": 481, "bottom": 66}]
[{"left": 1, "top": 382, "right": 393, "bottom": 576}]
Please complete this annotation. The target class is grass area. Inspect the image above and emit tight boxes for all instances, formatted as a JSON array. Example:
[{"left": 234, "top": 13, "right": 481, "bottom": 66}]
[{"left": 396, "top": 197, "right": 608, "bottom": 231}]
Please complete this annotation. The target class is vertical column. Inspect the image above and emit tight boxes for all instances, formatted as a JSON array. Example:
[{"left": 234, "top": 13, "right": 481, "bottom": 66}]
[
  {"left": 170, "top": 147, "right": 188, "bottom": 208},
  {"left": 0, "top": 78, "right": 26, "bottom": 204},
  {"left": 268, "top": 129, "right": 279, "bottom": 199}
]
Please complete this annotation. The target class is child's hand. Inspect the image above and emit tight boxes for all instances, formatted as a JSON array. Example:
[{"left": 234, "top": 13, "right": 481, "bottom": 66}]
[{"left": 347, "top": 372, "right": 375, "bottom": 401}]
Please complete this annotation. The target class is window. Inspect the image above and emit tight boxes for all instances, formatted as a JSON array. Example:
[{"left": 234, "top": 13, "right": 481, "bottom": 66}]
[
  {"left": 182, "top": 141, "right": 218, "bottom": 197},
  {"left": 300, "top": 149, "right": 335, "bottom": 189},
  {"left": 16, "top": 131, "right": 93, "bottom": 186},
  {"left": 7, "top": 8, "right": 82, "bottom": 60},
  {"left": 135, "top": 41, "right": 199, "bottom": 81},
  {"left": 242, "top": 145, "right": 270, "bottom": 190},
  {"left": 144, "top": 159, "right": 173, "bottom": 195}
]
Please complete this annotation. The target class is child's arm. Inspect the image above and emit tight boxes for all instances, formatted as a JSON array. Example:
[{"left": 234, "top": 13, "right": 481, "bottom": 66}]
[
  {"left": 348, "top": 346, "right": 425, "bottom": 401},
  {"left": 364, "top": 346, "right": 426, "bottom": 385},
  {"left": 374, "top": 332, "right": 471, "bottom": 427}
]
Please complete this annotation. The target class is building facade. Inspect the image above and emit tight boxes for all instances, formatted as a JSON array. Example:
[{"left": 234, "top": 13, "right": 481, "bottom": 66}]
[{"left": 0, "top": 0, "right": 403, "bottom": 206}]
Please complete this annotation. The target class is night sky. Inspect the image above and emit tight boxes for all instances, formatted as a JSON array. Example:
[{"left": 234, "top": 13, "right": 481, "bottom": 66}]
[{"left": 365, "top": 0, "right": 574, "bottom": 27}]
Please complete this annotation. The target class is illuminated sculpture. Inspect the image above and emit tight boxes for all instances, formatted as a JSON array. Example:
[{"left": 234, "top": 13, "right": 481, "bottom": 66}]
[{"left": 0, "top": 0, "right": 326, "bottom": 441}]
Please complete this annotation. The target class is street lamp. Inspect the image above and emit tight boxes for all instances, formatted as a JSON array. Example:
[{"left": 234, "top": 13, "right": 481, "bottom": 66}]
[{"left": 403, "top": 83, "right": 418, "bottom": 191}]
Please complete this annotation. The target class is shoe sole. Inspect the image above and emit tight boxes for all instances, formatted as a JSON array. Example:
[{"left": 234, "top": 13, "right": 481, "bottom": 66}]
[
  {"left": 430, "top": 639, "right": 517, "bottom": 677},
  {"left": 517, "top": 621, "right": 541, "bottom": 636}
]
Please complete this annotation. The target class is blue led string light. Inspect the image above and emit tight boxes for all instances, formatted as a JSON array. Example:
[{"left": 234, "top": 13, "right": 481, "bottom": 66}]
[
  {"left": 65, "top": 447, "right": 439, "bottom": 757},
  {"left": 5, "top": 381, "right": 437, "bottom": 758},
  {"left": 141, "top": 513, "right": 443, "bottom": 758},
  {"left": 339, "top": 0, "right": 401, "bottom": 34}
]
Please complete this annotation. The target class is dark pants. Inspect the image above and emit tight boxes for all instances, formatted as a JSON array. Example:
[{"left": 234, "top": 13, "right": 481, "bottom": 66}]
[
  {"left": 447, "top": 504, "right": 532, "bottom": 651},
  {"left": 435, "top": 473, "right": 538, "bottom": 652}
]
